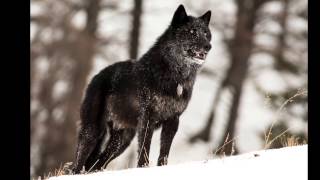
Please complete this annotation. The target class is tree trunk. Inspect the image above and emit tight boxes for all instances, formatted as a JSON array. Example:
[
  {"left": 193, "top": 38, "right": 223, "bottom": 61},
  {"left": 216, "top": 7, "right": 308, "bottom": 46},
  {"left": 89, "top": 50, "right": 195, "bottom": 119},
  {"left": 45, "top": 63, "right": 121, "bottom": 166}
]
[
  {"left": 129, "top": 0, "right": 143, "bottom": 59},
  {"left": 215, "top": 0, "right": 264, "bottom": 155}
]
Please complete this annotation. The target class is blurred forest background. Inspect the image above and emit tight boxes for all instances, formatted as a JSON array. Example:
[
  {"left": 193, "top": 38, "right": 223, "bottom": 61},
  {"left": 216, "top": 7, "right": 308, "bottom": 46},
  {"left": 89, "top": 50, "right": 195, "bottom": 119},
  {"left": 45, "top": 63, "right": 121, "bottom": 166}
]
[{"left": 30, "top": 0, "right": 307, "bottom": 178}]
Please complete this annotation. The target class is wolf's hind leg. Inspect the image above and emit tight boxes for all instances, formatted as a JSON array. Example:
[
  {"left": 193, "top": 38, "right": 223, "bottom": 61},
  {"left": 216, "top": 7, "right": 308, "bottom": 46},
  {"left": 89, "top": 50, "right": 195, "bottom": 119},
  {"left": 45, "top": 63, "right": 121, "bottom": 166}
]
[
  {"left": 72, "top": 126, "right": 104, "bottom": 174},
  {"left": 89, "top": 128, "right": 136, "bottom": 171},
  {"left": 84, "top": 129, "right": 107, "bottom": 171}
]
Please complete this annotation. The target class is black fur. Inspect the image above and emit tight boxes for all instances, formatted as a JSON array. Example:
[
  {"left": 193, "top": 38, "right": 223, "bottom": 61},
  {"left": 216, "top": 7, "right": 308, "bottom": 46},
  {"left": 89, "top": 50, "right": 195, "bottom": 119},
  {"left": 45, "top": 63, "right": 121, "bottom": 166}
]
[{"left": 72, "top": 4, "right": 212, "bottom": 173}]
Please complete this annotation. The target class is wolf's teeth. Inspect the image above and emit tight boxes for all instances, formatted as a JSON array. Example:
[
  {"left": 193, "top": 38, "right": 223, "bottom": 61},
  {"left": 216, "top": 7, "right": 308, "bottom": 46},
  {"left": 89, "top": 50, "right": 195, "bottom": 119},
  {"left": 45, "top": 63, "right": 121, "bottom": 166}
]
[{"left": 185, "top": 57, "right": 204, "bottom": 65}]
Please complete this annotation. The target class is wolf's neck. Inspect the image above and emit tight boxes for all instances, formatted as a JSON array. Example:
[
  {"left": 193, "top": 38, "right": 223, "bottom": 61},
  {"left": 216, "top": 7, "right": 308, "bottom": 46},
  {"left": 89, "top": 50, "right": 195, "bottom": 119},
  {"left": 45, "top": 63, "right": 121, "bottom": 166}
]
[{"left": 139, "top": 47, "right": 198, "bottom": 83}]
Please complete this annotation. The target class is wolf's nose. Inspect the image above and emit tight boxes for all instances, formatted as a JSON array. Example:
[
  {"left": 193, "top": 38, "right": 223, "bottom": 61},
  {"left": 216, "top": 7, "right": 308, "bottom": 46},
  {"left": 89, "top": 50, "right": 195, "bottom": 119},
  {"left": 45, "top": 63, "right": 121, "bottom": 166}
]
[{"left": 204, "top": 44, "right": 211, "bottom": 51}]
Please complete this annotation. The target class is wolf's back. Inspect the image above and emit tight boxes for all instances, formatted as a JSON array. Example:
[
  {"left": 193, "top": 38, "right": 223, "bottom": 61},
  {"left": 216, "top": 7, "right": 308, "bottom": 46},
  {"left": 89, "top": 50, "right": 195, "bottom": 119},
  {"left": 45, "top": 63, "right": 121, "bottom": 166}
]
[{"left": 79, "top": 60, "right": 137, "bottom": 126}]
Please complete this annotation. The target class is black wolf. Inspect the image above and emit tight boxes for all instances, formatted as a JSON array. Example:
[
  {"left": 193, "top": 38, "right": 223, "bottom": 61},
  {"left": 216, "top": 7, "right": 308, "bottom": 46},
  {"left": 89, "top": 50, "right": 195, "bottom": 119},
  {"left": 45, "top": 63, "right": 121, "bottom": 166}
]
[{"left": 72, "top": 4, "right": 212, "bottom": 173}]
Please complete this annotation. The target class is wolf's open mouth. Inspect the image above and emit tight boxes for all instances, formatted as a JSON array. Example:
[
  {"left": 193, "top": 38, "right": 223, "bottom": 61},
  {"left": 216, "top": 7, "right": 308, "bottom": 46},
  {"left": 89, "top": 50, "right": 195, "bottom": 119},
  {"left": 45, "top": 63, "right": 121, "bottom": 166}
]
[
  {"left": 184, "top": 49, "right": 208, "bottom": 64},
  {"left": 185, "top": 56, "right": 205, "bottom": 65},
  {"left": 193, "top": 53, "right": 206, "bottom": 60},
  {"left": 187, "top": 49, "right": 207, "bottom": 61}
]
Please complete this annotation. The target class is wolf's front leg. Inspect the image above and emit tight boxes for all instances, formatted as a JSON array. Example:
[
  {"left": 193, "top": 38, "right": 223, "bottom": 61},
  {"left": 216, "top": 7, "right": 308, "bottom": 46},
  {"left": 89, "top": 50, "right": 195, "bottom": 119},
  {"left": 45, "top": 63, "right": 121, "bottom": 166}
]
[
  {"left": 157, "top": 116, "right": 179, "bottom": 166},
  {"left": 137, "top": 115, "right": 155, "bottom": 167}
]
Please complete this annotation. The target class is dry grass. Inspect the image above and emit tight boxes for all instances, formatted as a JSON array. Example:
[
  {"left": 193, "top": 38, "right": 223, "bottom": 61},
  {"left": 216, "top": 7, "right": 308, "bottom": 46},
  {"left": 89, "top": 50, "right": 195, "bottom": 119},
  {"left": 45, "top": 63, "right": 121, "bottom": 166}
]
[
  {"left": 280, "top": 135, "right": 307, "bottom": 147},
  {"left": 40, "top": 161, "right": 102, "bottom": 180},
  {"left": 213, "top": 133, "right": 238, "bottom": 157},
  {"left": 264, "top": 89, "right": 307, "bottom": 149},
  {"left": 35, "top": 162, "right": 71, "bottom": 180},
  {"left": 212, "top": 89, "right": 307, "bottom": 158}
]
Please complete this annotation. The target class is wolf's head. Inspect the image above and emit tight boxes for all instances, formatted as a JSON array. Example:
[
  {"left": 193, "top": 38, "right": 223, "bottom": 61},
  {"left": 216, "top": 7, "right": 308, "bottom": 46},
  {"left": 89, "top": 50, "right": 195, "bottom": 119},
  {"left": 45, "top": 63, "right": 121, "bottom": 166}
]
[{"left": 160, "top": 5, "right": 212, "bottom": 67}]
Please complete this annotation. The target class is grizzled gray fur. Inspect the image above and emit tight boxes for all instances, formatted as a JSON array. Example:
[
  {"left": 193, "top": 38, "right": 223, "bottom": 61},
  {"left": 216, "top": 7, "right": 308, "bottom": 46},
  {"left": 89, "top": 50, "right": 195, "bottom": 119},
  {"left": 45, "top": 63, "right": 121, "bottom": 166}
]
[{"left": 72, "top": 4, "right": 212, "bottom": 174}]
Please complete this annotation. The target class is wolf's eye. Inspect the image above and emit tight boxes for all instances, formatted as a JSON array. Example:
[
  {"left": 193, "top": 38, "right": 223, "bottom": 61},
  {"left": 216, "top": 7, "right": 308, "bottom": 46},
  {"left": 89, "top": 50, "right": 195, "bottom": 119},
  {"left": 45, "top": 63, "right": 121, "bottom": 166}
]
[
  {"left": 190, "top": 29, "right": 196, "bottom": 34},
  {"left": 204, "top": 32, "right": 207, "bottom": 36}
]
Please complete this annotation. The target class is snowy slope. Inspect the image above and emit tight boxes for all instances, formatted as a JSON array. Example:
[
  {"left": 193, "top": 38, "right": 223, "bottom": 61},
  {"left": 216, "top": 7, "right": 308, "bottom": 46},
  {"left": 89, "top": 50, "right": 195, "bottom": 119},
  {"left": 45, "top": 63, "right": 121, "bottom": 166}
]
[{"left": 49, "top": 145, "right": 307, "bottom": 180}]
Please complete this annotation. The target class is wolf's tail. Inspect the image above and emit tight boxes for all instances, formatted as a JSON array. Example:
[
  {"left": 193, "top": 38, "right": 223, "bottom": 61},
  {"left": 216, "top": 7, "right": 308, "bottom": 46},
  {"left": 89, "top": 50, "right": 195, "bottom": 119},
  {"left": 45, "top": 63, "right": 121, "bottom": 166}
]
[
  {"left": 74, "top": 73, "right": 110, "bottom": 172},
  {"left": 80, "top": 74, "right": 108, "bottom": 127}
]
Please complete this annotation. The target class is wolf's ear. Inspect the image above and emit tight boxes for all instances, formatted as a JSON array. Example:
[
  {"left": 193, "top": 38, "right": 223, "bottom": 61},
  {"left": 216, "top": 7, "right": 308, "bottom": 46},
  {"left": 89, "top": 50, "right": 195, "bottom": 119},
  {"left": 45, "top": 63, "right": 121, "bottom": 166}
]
[
  {"left": 200, "top": 10, "right": 211, "bottom": 26},
  {"left": 171, "top": 5, "right": 188, "bottom": 27}
]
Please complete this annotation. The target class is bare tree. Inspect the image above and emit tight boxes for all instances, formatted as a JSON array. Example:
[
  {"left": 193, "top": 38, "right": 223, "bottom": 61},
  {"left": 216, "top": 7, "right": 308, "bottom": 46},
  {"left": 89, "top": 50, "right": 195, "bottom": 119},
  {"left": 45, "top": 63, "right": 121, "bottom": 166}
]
[
  {"left": 190, "top": 0, "right": 274, "bottom": 155},
  {"left": 190, "top": 0, "right": 307, "bottom": 155}
]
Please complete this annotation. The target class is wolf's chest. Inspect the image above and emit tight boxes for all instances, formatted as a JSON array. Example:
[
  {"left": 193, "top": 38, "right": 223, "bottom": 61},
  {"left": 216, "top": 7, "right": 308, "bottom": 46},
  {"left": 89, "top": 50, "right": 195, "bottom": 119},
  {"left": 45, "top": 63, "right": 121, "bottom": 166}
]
[{"left": 151, "top": 84, "right": 190, "bottom": 119}]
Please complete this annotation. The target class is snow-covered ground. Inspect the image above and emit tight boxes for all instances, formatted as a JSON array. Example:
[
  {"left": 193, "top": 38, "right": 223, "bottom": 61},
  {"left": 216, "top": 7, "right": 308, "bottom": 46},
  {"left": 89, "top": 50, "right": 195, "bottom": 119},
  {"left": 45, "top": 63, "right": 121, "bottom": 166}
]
[{"left": 49, "top": 145, "right": 307, "bottom": 180}]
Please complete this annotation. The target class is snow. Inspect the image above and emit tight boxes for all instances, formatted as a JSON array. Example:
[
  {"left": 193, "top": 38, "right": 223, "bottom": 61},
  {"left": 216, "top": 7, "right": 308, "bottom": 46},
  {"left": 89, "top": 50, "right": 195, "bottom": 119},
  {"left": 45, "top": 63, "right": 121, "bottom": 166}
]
[{"left": 49, "top": 145, "right": 307, "bottom": 180}]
